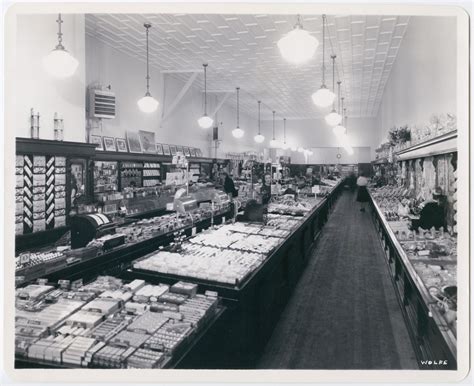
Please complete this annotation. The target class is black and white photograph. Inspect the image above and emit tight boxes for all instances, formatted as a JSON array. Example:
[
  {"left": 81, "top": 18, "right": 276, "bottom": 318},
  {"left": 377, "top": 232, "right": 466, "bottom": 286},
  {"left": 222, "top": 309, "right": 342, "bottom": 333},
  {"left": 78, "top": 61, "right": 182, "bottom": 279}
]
[
  {"left": 2, "top": 2, "right": 470, "bottom": 384},
  {"left": 103, "top": 136, "right": 116, "bottom": 152}
]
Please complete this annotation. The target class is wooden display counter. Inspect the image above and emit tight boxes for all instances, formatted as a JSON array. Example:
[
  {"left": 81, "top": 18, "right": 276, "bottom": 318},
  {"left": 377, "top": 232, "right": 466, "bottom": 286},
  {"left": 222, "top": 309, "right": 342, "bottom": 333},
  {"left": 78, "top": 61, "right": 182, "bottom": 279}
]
[{"left": 368, "top": 192, "right": 456, "bottom": 370}]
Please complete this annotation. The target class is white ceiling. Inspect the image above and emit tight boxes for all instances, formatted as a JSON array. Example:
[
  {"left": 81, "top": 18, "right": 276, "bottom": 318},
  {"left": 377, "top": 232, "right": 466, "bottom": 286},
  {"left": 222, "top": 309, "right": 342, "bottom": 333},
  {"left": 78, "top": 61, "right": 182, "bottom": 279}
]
[{"left": 85, "top": 13, "right": 410, "bottom": 120}]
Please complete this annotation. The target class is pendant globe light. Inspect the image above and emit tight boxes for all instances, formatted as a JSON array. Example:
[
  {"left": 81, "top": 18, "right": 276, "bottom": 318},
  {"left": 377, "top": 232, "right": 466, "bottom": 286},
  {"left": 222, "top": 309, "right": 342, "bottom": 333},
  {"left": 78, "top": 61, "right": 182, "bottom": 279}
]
[
  {"left": 341, "top": 108, "right": 354, "bottom": 155},
  {"left": 333, "top": 96, "right": 347, "bottom": 137},
  {"left": 137, "top": 23, "right": 159, "bottom": 113},
  {"left": 232, "top": 87, "right": 244, "bottom": 138},
  {"left": 197, "top": 64, "right": 213, "bottom": 129},
  {"left": 269, "top": 111, "right": 280, "bottom": 148},
  {"left": 254, "top": 100, "right": 265, "bottom": 143},
  {"left": 277, "top": 15, "right": 319, "bottom": 65},
  {"left": 325, "top": 56, "right": 342, "bottom": 126},
  {"left": 281, "top": 118, "right": 289, "bottom": 149},
  {"left": 43, "top": 14, "right": 79, "bottom": 79},
  {"left": 312, "top": 15, "right": 336, "bottom": 108}
]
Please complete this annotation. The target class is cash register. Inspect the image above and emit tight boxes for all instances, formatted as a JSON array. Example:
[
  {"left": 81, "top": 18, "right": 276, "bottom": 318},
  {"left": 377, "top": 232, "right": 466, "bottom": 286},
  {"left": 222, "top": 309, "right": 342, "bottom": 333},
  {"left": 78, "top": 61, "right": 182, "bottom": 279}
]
[{"left": 70, "top": 213, "right": 121, "bottom": 249}]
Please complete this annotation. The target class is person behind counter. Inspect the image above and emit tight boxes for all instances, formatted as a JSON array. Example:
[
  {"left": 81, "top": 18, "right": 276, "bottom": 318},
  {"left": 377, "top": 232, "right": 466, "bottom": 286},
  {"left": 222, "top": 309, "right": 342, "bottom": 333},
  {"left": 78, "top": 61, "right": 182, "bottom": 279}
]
[
  {"left": 223, "top": 172, "right": 238, "bottom": 197},
  {"left": 261, "top": 173, "right": 272, "bottom": 205},
  {"left": 356, "top": 172, "right": 370, "bottom": 212},
  {"left": 416, "top": 187, "right": 447, "bottom": 230}
]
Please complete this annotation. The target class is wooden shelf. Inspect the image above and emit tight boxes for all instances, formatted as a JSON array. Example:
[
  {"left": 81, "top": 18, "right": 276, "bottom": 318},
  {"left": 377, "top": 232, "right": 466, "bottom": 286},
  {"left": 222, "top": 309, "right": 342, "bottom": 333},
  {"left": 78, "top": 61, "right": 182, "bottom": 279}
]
[{"left": 396, "top": 131, "right": 457, "bottom": 161}]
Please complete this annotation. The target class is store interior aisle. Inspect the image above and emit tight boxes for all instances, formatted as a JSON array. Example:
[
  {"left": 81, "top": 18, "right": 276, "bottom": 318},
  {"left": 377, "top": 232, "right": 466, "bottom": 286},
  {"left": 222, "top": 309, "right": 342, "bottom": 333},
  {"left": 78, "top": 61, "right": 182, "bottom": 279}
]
[{"left": 258, "top": 189, "right": 418, "bottom": 369}]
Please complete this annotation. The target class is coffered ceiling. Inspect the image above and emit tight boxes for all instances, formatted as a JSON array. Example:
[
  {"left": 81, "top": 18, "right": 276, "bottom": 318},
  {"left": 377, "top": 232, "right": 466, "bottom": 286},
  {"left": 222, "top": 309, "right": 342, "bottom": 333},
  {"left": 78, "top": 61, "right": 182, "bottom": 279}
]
[{"left": 85, "top": 13, "right": 410, "bottom": 120}]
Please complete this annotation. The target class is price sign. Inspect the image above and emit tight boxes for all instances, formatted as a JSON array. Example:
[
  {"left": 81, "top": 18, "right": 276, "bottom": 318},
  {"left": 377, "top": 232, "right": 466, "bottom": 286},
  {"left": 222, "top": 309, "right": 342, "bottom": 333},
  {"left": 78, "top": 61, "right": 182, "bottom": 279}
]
[
  {"left": 19, "top": 253, "right": 30, "bottom": 265},
  {"left": 191, "top": 227, "right": 197, "bottom": 236},
  {"left": 71, "top": 278, "right": 83, "bottom": 289},
  {"left": 220, "top": 216, "right": 225, "bottom": 225},
  {"left": 15, "top": 276, "right": 25, "bottom": 285},
  {"left": 58, "top": 280, "right": 70, "bottom": 289},
  {"left": 37, "top": 278, "right": 48, "bottom": 286}
]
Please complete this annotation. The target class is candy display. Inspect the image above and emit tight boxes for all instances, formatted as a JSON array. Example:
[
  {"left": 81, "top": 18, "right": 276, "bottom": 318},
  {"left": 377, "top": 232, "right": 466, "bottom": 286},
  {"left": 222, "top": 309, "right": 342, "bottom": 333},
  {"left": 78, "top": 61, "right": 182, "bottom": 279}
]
[
  {"left": 370, "top": 187, "right": 457, "bottom": 334},
  {"left": 15, "top": 276, "right": 221, "bottom": 368}
]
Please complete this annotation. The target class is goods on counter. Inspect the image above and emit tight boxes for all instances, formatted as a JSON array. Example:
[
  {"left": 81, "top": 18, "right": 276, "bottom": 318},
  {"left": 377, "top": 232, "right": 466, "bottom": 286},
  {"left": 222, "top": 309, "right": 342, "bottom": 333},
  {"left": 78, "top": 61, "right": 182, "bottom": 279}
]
[
  {"left": 265, "top": 214, "right": 301, "bottom": 230},
  {"left": 16, "top": 251, "right": 66, "bottom": 271},
  {"left": 15, "top": 276, "right": 221, "bottom": 368},
  {"left": 267, "top": 196, "right": 320, "bottom": 216},
  {"left": 133, "top": 245, "right": 265, "bottom": 285}
]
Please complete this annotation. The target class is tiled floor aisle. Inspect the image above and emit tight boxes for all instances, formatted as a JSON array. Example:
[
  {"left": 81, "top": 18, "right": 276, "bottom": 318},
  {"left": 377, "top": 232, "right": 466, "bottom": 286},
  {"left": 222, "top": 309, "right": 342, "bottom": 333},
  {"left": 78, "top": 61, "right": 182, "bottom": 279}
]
[{"left": 257, "top": 190, "right": 418, "bottom": 369}]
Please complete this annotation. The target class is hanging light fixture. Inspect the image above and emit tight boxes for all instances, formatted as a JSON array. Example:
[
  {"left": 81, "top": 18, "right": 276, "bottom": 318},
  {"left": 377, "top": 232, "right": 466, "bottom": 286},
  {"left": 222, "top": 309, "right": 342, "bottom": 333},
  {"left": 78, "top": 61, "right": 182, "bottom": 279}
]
[
  {"left": 281, "top": 118, "right": 289, "bottom": 149},
  {"left": 277, "top": 15, "right": 319, "bottom": 65},
  {"left": 269, "top": 111, "right": 280, "bottom": 148},
  {"left": 197, "top": 63, "right": 213, "bottom": 128},
  {"left": 312, "top": 15, "right": 336, "bottom": 108},
  {"left": 232, "top": 87, "right": 244, "bottom": 138},
  {"left": 333, "top": 96, "right": 347, "bottom": 137},
  {"left": 325, "top": 56, "right": 342, "bottom": 126},
  {"left": 341, "top": 108, "right": 354, "bottom": 155},
  {"left": 137, "top": 23, "right": 159, "bottom": 113},
  {"left": 43, "top": 13, "right": 79, "bottom": 78},
  {"left": 254, "top": 100, "right": 265, "bottom": 143}
]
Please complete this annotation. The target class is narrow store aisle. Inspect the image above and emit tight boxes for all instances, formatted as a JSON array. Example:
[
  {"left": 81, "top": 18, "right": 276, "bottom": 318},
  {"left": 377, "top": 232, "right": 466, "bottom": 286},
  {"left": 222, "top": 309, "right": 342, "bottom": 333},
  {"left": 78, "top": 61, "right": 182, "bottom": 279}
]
[{"left": 258, "top": 190, "right": 418, "bottom": 369}]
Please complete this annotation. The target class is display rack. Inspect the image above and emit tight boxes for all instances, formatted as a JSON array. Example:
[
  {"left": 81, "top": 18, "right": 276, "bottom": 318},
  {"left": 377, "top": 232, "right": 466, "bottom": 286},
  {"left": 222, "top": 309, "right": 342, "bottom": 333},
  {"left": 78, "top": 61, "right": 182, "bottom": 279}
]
[
  {"left": 15, "top": 138, "right": 97, "bottom": 252},
  {"left": 369, "top": 191, "right": 456, "bottom": 370},
  {"left": 396, "top": 131, "right": 457, "bottom": 161}
]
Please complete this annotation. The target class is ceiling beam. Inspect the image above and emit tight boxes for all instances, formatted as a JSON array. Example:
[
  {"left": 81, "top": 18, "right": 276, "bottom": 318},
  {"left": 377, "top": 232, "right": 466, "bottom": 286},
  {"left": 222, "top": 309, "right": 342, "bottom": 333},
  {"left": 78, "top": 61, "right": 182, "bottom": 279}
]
[
  {"left": 161, "top": 69, "right": 203, "bottom": 74},
  {"left": 161, "top": 72, "right": 199, "bottom": 123},
  {"left": 210, "top": 92, "right": 231, "bottom": 117}
]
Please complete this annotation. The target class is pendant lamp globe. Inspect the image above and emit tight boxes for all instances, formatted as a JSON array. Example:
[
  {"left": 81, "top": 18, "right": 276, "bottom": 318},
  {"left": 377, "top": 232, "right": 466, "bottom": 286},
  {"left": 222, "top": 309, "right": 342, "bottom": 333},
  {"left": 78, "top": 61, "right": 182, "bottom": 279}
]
[
  {"left": 325, "top": 59, "right": 342, "bottom": 125},
  {"left": 232, "top": 88, "right": 244, "bottom": 138},
  {"left": 312, "top": 15, "right": 335, "bottom": 108},
  {"left": 254, "top": 101, "right": 265, "bottom": 143},
  {"left": 197, "top": 115, "right": 213, "bottom": 129},
  {"left": 137, "top": 94, "right": 159, "bottom": 113},
  {"left": 269, "top": 111, "right": 279, "bottom": 148},
  {"left": 43, "top": 14, "right": 79, "bottom": 79},
  {"left": 333, "top": 124, "right": 346, "bottom": 137},
  {"left": 198, "top": 64, "right": 213, "bottom": 128},
  {"left": 137, "top": 23, "right": 159, "bottom": 113},
  {"left": 278, "top": 15, "right": 319, "bottom": 65}
]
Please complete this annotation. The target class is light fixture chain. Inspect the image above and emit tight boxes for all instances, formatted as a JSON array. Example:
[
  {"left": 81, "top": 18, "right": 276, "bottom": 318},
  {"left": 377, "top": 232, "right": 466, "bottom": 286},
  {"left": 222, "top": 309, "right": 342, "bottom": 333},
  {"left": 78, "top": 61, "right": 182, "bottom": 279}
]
[
  {"left": 331, "top": 55, "right": 336, "bottom": 109},
  {"left": 236, "top": 87, "right": 240, "bottom": 128},
  {"left": 56, "top": 13, "right": 64, "bottom": 48},
  {"left": 258, "top": 101, "right": 261, "bottom": 134},
  {"left": 337, "top": 81, "right": 341, "bottom": 114},
  {"left": 341, "top": 97, "right": 345, "bottom": 125},
  {"left": 272, "top": 111, "right": 276, "bottom": 140},
  {"left": 144, "top": 24, "right": 151, "bottom": 94},
  {"left": 322, "top": 15, "right": 326, "bottom": 86},
  {"left": 283, "top": 118, "right": 286, "bottom": 143},
  {"left": 203, "top": 64, "right": 208, "bottom": 115}
]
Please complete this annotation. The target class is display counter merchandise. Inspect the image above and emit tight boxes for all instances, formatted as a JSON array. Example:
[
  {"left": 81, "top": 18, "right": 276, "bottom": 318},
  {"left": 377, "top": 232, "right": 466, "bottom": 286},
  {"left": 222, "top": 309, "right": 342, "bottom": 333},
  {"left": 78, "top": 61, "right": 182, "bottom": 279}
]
[
  {"left": 126, "top": 178, "right": 344, "bottom": 368},
  {"left": 15, "top": 199, "right": 232, "bottom": 286},
  {"left": 15, "top": 175, "right": 343, "bottom": 369},
  {"left": 368, "top": 186, "right": 457, "bottom": 369},
  {"left": 15, "top": 276, "right": 224, "bottom": 369}
]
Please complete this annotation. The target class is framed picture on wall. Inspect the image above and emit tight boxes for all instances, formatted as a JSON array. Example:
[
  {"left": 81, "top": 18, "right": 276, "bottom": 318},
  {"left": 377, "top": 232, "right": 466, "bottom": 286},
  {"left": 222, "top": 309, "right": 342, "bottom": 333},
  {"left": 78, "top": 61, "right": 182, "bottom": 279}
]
[
  {"left": 116, "top": 138, "right": 128, "bottom": 152},
  {"left": 183, "top": 147, "right": 191, "bottom": 156},
  {"left": 103, "top": 136, "right": 117, "bottom": 152},
  {"left": 138, "top": 130, "right": 157, "bottom": 154},
  {"left": 126, "top": 131, "right": 143, "bottom": 153},
  {"left": 156, "top": 143, "right": 164, "bottom": 155},
  {"left": 90, "top": 135, "right": 104, "bottom": 151},
  {"left": 189, "top": 148, "right": 197, "bottom": 157},
  {"left": 176, "top": 145, "right": 184, "bottom": 154},
  {"left": 170, "top": 145, "right": 177, "bottom": 155},
  {"left": 162, "top": 144, "right": 171, "bottom": 155}
]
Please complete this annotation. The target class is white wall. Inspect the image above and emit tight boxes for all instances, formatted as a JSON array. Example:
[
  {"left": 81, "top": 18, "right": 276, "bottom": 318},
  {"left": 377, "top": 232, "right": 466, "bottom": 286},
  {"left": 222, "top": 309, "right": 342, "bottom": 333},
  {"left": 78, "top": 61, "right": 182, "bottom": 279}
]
[
  {"left": 15, "top": 14, "right": 86, "bottom": 142},
  {"left": 86, "top": 35, "right": 261, "bottom": 158},
  {"left": 376, "top": 16, "right": 457, "bottom": 145},
  {"left": 259, "top": 117, "right": 377, "bottom": 163}
]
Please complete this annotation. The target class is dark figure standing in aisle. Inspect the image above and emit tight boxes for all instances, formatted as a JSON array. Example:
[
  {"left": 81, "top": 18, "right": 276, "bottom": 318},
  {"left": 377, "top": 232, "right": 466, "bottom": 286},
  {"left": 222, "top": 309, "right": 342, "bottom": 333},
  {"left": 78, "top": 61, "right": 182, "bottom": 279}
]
[
  {"left": 356, "top": 172, "right": 370, "bottom": 212},
  {"left": 223, "top": 172, "right": 238, "bottom": 197}
]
